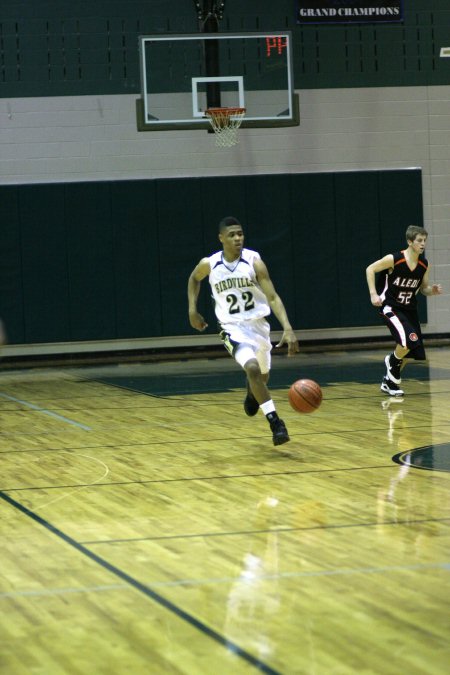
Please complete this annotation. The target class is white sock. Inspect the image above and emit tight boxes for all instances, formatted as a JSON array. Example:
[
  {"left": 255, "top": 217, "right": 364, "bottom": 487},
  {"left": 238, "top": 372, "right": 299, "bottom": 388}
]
[{"left": 260, "top": 400, "right": 276, "bottom": 415}]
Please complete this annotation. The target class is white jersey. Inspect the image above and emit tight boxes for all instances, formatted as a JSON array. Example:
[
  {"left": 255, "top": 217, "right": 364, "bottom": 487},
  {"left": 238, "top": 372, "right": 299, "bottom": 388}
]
[{"left": 208, "top": 248, "right": 271, "bottom": 324}]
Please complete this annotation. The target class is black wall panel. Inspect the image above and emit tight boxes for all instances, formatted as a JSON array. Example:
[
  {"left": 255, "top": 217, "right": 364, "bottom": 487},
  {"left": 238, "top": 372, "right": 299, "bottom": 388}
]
[
  {"left": 0, "top": 186, "right": 25, "bottom": 343},
  {"left": 200, "top": 176, "right": 247, "bottom": 255},
  {"left": 110, "top": 180, "right": 162, "bottom": 339},
  {"left": 0, "top": 170, "right": 424, "bottom": 346},
  {"left": 334, "top": 172, "right": 381, "bottom": 327},
  {"left": 64, "top": 182, "right": 116, "bottom": 340},
  {"left": 19, "top": 184, "right": 70, "bottom": 342},
  {"left": 290, "top": 173, "right": 340, "bottom": 330},
  {"left": 155, "top": 178, "right": 204, "bottom": 336},
  {"left": 378, "top": 170, "right": 424, "bottom": 253}
]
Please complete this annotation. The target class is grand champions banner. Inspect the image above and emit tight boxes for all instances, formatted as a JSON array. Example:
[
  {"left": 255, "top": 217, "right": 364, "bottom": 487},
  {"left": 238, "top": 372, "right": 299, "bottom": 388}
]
[{"left": 296, "top": 1, "right": 403, "bottom": 24}]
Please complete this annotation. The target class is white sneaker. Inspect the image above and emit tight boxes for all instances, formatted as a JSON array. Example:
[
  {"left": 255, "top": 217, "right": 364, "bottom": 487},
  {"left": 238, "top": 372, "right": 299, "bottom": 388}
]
[{"left": 381, "top": 377, "right": 404, "bottom": 397}]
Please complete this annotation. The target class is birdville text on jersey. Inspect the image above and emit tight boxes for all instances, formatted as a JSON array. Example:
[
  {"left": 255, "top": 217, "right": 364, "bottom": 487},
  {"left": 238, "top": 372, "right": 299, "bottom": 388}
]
[{"left": 214, "top": 277, "right": 255, "bottom": 294}]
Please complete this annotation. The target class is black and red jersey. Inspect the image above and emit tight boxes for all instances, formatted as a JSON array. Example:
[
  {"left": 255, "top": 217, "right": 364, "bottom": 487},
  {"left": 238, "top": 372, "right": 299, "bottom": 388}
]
[{"left": 377, "top": 250, "right": 428, "bottom": 311}]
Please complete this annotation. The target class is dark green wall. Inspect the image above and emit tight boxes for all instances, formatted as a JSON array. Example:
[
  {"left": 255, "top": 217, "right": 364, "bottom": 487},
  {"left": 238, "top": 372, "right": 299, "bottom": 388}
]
[
  {"left": 0, "top": 1, "right": 449, "bottom": 97},
  {"left": 0, "top": 169, "right": 424, "bottom": 345}
]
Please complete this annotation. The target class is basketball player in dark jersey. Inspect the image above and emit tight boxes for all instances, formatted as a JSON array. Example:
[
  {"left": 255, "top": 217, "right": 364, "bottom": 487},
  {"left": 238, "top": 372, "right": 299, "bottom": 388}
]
[{"left": 366, "top": 225, "right": 442, "bottom": 396}]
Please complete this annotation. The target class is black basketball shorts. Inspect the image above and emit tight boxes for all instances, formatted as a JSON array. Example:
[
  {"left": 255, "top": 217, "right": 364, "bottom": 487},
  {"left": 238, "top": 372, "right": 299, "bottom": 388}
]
[{"left": 380, "top": 305, "right": 426, "bottom": 360}]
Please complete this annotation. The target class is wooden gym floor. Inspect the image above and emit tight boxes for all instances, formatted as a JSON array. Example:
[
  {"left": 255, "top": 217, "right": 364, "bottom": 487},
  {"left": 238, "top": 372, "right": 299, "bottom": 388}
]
[{"left": 0, "top": 346, "right": 449, "bottom": 674}]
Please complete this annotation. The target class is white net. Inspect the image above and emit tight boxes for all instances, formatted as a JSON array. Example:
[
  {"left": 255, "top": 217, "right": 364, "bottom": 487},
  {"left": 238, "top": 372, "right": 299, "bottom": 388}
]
[{"left": 205, "top": 107, "right": 246, "bottom": 147}]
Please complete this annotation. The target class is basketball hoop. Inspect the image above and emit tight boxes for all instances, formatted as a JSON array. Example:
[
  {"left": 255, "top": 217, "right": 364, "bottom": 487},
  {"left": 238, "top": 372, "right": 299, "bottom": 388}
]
[{"left": 205, "top": 107, "right": 246, "bottom": 147}]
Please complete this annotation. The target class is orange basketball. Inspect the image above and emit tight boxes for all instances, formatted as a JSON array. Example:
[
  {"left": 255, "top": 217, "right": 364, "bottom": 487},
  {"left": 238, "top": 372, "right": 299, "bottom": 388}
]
[{"left": 288, "top": 379, "right": 322, "bottom": 414}]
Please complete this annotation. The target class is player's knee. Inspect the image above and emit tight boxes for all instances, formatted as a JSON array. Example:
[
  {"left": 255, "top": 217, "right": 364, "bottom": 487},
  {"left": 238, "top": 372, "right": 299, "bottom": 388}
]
[{"left": 244, "top": 358, "right": 262, "bottom": 381}]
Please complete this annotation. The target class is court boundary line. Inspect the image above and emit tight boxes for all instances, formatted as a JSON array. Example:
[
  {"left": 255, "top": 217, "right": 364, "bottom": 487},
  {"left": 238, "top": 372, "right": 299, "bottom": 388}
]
[
  {"left": 1, "top": 415, "right": 449, "bottom": 453},
  {"left": 0, "top": 583, "right": 128, "bottom": 599},
  {"left": 6, "top": 454, "right": 448, "bottom": 492},
  {"left": 87, "top": 560, "right": 450, "bottom": 589},
  {"left": 0, "top": 463, "right": 398, "bottom": 491},
  {"left": 0, "top": 392, "right": 92, "bottom": 431},
  {"left": 0, "top": 489, "right": 281, "bottom": 675},
  {"left": 79, "top": 515, "right": 450, "bottom": 546}
]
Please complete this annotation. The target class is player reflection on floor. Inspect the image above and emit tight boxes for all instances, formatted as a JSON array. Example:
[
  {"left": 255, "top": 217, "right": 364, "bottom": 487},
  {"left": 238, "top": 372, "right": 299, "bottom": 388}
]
[
  {"left": 378, "top": 398, "right": 411, "bottom": 523},
  {"left": 224, "top": 496, "right": 281, "bottom": 659},
  {"left": 223, "top": 494, "right": 327, "bottom": 660},
  {"left": 377, "top": 397, "right": 438, "bottom": 553}
]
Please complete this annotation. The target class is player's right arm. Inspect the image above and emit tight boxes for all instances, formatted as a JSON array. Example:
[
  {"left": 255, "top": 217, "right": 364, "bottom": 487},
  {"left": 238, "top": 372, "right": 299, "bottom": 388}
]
[
  {"left": 187, "top": 258, "right": 211, "bottom": 331},
  {"left": 365, "top": 254, "right": 394, "bottom": 307}
]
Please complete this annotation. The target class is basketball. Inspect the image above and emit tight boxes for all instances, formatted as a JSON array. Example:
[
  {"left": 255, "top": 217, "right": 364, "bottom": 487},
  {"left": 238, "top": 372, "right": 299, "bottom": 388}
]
[{"left": 288, "top": 379, "right": 322, "bottom": 414}]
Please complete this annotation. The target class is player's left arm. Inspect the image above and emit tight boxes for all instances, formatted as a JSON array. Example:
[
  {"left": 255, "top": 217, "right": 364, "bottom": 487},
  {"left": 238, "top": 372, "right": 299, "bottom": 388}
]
[
  {"left": 420, "top": 266, "right": 443, "bottom": 296},
  {"left": 254, "top": 258, "right": 299, "bottom": 356}
]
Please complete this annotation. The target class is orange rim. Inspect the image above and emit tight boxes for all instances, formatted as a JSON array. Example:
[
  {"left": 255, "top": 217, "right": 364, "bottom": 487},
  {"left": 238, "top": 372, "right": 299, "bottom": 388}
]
[{"left": 205, "top": 107, "right": 246, "bottom": 116}]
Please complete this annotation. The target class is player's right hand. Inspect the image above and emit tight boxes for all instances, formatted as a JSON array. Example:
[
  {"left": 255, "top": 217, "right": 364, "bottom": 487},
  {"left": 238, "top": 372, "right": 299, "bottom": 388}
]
[
  {"left": 370, "top": 292, "right": 382, "bottom": 307},
  {"left": 189, "top": 311, "right": 208, "bottom": 332}
]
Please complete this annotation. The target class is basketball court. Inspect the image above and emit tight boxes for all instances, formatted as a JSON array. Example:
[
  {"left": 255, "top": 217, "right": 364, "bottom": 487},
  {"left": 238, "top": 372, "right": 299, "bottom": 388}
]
[
  {"left": 1, "top": 346, "right": 449, "bottom": 673},
  {"left": 1, "top": 1, "right": 449, "bottom": 673}
]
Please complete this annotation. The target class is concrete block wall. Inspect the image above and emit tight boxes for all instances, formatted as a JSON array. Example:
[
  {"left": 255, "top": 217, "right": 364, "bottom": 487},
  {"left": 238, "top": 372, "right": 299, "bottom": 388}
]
[{"left": 0, "top": 85, "right": 448, "bottom": 344}]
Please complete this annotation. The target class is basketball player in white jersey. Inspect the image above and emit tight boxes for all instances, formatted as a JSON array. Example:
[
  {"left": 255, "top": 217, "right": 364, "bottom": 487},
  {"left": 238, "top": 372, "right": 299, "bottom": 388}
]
[
  {"left": 188, "top": 216, "right": 299, "bottom": 446},
  {"left": 366, "top": 225, "right": 442, "bottom": 397}
]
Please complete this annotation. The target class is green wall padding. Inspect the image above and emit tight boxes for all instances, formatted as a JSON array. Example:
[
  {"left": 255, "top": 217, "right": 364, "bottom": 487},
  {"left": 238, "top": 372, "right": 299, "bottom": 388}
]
[
  {"left": 378, "top": 170, "right": 424, "bottom": 252},
  {"left": 290, "top": 173, "right": 340, "bottom": 329},
  {"left": 335, "top": 172, "right": 381, "bottom": 327},
  {"left": 19, "top": 184, "right": 70, "bottom": 342},
  {"left": 0, "top": 169, "right": 424, "bottom": 346},
  {"left": 0, "top": 186, "right": 24, "bottom": 342},
  {"left": 64, "top": 182, "right": 116, "bottom": 340},
  {"left": 155, "top": 178, "right": 205, "bottom": 336},
  {"left": 110, "top": 180, "right": 161, "bottom": 339}
]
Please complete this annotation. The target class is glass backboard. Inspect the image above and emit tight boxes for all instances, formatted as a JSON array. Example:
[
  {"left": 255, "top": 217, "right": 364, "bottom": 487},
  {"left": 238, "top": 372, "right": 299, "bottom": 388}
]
[{"left": 136, "top": 32, "right": 299, "bottom": 131}]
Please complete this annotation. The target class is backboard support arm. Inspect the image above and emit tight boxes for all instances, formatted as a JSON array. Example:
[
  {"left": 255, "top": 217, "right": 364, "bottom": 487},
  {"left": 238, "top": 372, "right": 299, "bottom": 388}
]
[
  {"left": 196, "top": 2, "right": 225, "bottom": 110},
  {"left": 192, "top": 1, "right": 226, "bottom": 24}
]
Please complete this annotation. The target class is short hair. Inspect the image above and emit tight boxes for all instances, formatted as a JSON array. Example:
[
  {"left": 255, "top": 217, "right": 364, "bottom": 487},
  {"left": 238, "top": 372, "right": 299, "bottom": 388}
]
[
  {"left": 219, "top": 216, "right": 241, "bottom": 232},
  {"left": 406, "top": 225, "right": 428, "bottom": 242}
]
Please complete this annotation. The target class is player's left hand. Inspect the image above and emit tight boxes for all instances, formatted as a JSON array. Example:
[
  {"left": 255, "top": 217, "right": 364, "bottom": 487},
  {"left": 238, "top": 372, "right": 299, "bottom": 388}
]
[
  {"left": 432, "top": 284, "right": 443, "bottom": 295},
  {"left": 276, "top": 329, "right": 300, "bottom": 356}
]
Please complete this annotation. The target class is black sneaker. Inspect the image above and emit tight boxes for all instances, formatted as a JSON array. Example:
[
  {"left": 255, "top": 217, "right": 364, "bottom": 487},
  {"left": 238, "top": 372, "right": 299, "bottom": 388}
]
[
  {"left": 270, "top": 418, "right": 290, "bottom": 446},
  {"left": 244, "top": 391, "right": 259, "bottom": 417},
  {"left": 385, "top": 353, "right": 402, "bottom": 384},
  {"left": 381, "top": 377, "right": 404, "bottom": 397}
]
